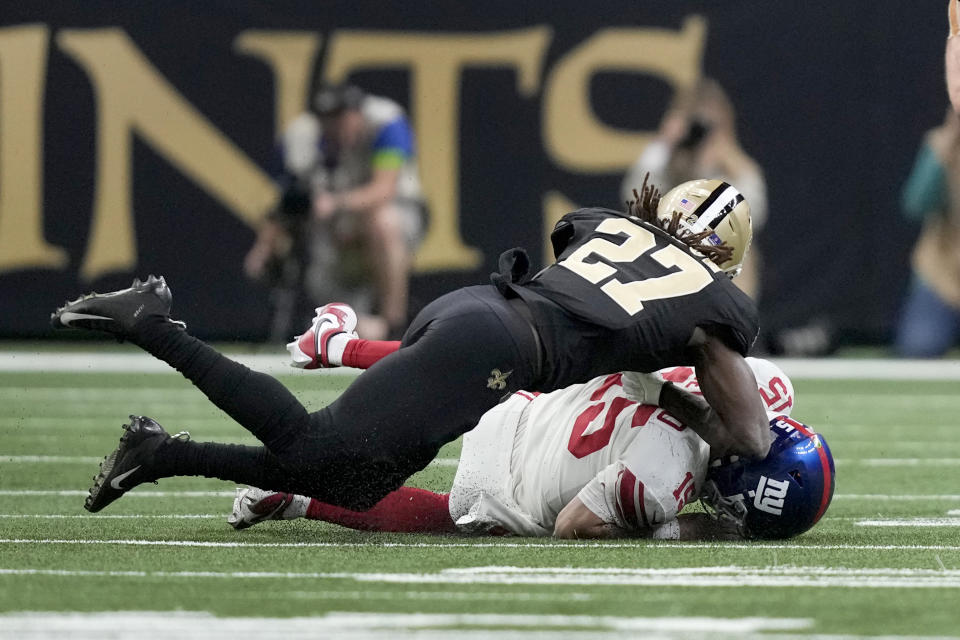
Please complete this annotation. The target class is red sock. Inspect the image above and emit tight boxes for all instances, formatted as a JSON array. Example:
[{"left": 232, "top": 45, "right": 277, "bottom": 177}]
[
  {"left": 342, "top": 339, "right": 401, "bottom": 369},
  {"left": 306, "top": 487, "right": 456, "bottom": 534}
]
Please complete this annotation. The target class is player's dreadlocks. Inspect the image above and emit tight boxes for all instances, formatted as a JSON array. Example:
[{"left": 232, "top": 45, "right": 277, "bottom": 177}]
[{"left": 626, "top": 174, "right": 734, "bottom": 266}]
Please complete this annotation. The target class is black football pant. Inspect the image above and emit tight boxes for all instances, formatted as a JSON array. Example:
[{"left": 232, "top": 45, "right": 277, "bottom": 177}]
[{"left": 134, "top": 286, "right": 541, "bottom": 510}]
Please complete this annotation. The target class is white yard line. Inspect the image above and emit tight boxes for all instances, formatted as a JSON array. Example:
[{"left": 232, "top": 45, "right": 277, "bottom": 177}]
[
  {"left": 835, "top": 458, "right": 960, "bottom": 466},
  {"left": 856, "top": 518, "right": 960, "bottom": 527},
  {"left": 0, "top": 352, "right": 359, "bottom": 376},
  {"left": 0, "top": 565, "right": 959, "bottom": 589},
  {"left": 282, "top": 589, "right": 594, "bottom": 602},
  {"left": 772, "top": 358, "right": 960, "bottom": 379},
  {"left": 809, "top": 424, "right": 960, "bottom": 432},
  {"left": 2, "top": 538, "right": 960, "bottom": 551},
  {"left": 3, "top": 352, "right": 960, "bottom": 379},
  {"left": 0, "top": 610, "right": 813, "bottom": 638}
]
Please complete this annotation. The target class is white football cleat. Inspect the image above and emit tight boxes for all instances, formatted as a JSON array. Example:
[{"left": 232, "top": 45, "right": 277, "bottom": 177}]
[
  {"left": 286, "top": 302, "right": 358, "bottom": 369},
  {"left": 227, "top": 487, "right": 309, "bottom": 530}
]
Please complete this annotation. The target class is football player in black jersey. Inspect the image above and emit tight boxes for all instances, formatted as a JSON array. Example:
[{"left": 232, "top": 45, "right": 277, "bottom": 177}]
[{"left": 52, "top": 177, "right": 771, "bottom": 516}]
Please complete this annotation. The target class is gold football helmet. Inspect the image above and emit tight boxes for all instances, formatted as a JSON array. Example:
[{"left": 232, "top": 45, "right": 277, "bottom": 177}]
[{"left": 656, "top": 178, "right": 753, "bottom": 277}]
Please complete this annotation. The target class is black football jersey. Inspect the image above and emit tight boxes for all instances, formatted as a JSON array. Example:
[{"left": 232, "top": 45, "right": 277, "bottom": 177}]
[{"left": 507, "top": 207, "right": 758, "bottom": 383}]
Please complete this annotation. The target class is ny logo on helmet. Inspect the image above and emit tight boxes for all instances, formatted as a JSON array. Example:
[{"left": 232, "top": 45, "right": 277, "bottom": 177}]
[{"left": 750, "top": 475, "right": 790, "bottom": 516}]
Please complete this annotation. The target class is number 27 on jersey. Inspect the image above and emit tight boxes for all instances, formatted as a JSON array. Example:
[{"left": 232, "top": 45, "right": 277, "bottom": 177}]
[{"left": 558, "top": 218, "right": 715, "bottom": 315}]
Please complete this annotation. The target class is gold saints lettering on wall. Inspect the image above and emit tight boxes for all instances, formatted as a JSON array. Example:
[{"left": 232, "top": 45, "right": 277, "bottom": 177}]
[
  {"left": 0, "top": 25, "right": 67, "bottom": 274},
  {"left": 0, "top": 19, "right": 705, "bottom": 280},
  {"left": 323, "top": 28, "right": 552, "bottom": 271}
]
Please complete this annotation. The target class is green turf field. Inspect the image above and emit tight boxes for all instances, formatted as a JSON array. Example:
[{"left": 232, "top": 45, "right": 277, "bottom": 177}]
[{"left": 1, "top": 363, "right": 959, "bottom": 637}]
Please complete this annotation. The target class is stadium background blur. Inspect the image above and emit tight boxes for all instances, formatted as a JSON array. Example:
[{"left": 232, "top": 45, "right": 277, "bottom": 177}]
[
  {"left": 4, "top": 5, "right": 960, "bottom": 637},
  {"left": 0, "top": 2, "right": 948, "bottom": 350}
]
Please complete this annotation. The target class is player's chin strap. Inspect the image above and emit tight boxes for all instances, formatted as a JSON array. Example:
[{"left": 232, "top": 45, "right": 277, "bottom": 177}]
[{"left": 699, "top": 479, "right": 749, "bottom": 538}]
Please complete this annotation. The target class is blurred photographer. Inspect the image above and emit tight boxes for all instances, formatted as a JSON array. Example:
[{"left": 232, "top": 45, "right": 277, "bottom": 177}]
[
  {"left": 245, "top": 83, "right": 425, "bottom": 342},
  {"left": 948, "top": 0, "right": 960, "bottom": 112},
  {"left": 621, "top": 78, "right": 767, "bottom": 300},
  {"left": 895, "top": 107, "right": 960, "bottom": 357}
]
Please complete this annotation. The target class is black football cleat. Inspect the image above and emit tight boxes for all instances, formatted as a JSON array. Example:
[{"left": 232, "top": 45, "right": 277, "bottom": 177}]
[
  {"left": 50, "top": 275, "right": 185, "bottom": 340},
  {"left": 85, "top": 415, "right": 190, "bottom": 513}
]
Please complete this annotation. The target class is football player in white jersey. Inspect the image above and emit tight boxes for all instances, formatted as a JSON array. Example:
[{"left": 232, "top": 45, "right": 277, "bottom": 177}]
[{"left": 229, "top": 356, "right": 797, "bottom": 540}]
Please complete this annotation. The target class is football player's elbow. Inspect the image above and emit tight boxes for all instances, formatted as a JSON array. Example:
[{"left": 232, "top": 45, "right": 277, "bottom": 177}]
[
  {"left": 553, "top": 504, "right": 608, "bottom": 539},
  {"left": 553, "top": 512, "right": 578, "bottom": 539}
]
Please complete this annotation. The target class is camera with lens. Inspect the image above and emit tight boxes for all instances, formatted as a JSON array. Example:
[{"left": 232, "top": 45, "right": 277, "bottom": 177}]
[
  {"left": 276, "top": 174, "right": 312, "bottom": 221},
  {"left": 678, "top": 119, "right": 712, "bottom": 150}
]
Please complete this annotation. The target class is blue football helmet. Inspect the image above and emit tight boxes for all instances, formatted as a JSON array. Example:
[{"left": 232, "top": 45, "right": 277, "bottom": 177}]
[{"left": 700, "top": 416, "right": 835, "bottom": 539}]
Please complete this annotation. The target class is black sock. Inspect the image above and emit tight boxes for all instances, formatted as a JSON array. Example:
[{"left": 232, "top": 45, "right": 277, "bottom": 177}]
[
  {"left": 157, "top": 440, "right": 349, "bottom": 499},
  {"left": 130, "top": 318, "right": 308, "bottom": 455},
  {"left": 156, "top": 440, "right": 294, "bottom": 490}
]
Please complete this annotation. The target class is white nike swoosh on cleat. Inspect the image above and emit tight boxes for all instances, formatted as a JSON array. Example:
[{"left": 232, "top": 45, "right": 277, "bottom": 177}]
[
  {"left": 59, "top": 311, "right": 114, "bottom": 325},
  {"left": 109, "top": 465, "right": 141, "bottom": 490}
]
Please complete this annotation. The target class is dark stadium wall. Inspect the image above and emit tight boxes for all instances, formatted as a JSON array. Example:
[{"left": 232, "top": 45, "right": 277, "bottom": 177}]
[{"left": 0, "top": 2, "right": 944, "bottom": 345}]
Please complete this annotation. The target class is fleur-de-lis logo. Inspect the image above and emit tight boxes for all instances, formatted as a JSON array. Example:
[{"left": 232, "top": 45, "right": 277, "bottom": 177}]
[{"left": 486, "top": 368, "right": 513, "bottom": 390}]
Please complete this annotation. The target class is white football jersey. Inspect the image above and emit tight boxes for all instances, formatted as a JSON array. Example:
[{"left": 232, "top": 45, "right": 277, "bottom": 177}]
[{"left": 448, "top": 357, "right": 795, "bottom": 536}]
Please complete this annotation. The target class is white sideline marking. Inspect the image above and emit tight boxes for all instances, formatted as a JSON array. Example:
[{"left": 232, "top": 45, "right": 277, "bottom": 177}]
[
  {"left": 0, "top": 610, "right": 812, "bottom": 637},
  {"left": 801, "top": 394, "right": 960, "bottom": 404},
  {"left": 0, "top": 352, "right": 360, "bottom": 376},
  {"left": 4, "top": 393, "right": 959, "bottom": 412},
  {"left": 1, "top": 565, "right": 960, "bottom": 589},
  {"left": 832, "top": 440, "right": 960, "bottom": 447},
  {"left": 3, "top": 538, "right": 960, "bottom": 551},
  {"left": 358, "top": 566, "right": 960, "bottom": 589},
  {"left": 3, "top": 352, "right": 960, "bottom": 379},
  {"left": 816, "top": 424, "right": 960, "bottom": 432},
  {"left": 284, "top": 589, "right": 594, "bottom": 602},
  {"left": 774, "top": 358, "right": 960, "bottom": 379},
  {"left": 836, "top": 458, "right": 960, "bottom": 467},
  {"left": 856, "top": 518, "right": 960, "bottom": 527},
  {"left": 210, "top": 611, "right": 814, "bottom": 632}
]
